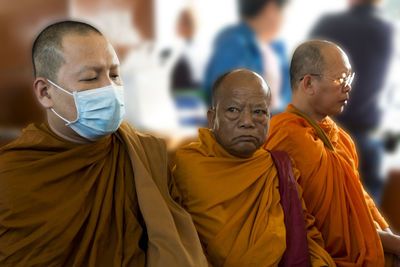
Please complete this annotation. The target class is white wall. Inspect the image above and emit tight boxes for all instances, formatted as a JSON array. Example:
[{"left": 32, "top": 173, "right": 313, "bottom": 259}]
[{"left": 280, "top": 0, "right": 347, "bottom": 55}]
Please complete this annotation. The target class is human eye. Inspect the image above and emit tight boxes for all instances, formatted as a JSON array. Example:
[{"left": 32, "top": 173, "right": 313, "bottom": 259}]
[
  {"left": 110, "top": 72, "right": 122, "bottom": 85},
  {"left": 254, "top": 109, "right": 267, "bottom": 115},
  {"left": 81, "top": 77, "right": 97, "bottom": 82},
  {"left": 110, "top": 73, "right": 120, "bottom": 79},
  {"left": 227, "top": 107, "right": 240, "bottom": 112},
  {"left": 79, "top": 70, "right": 98, "bottom": 82}
]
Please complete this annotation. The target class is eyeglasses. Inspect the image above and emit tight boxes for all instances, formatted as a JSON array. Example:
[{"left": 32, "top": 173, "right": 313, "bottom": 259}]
[{"left": 300, "top": 72, "right": 355, "bottom": 88}]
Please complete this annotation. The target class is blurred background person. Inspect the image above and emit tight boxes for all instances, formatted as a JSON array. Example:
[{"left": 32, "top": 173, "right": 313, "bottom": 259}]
[
  {"left": 171, "top": 7, "right": 201, "bottom": 92},
  {"left": 170, "top": 6, "right": 209, "bottom": 128},
  {"left": 120, "top": 40, "right": 181, "bottom": 136},
  {"left": 204, "top": 0, "right": 292, "bottom": 113},
  {"left": 309, "top": 0, "right": 396, "bottom": 202}
]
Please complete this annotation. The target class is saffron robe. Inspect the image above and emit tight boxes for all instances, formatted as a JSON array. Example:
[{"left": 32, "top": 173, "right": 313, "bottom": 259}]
[
  {"left": 265, "top": 105, "right": 388, "bottom": 267},
  {"left": 171, "top": 128, "right": 335, "bottom": 266},
  {"left": 0, "top": 122, "right": 207, "bottom": 267}
]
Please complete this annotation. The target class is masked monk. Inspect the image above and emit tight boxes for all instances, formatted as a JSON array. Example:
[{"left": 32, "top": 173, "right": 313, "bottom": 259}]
[
  {"left": 170, "top": 69, "right": 335, "bottom": 266},
  {"left": 265, "top": 40, "right": 400, "bottom": 266},
  {"left": 0, "top": 20, "right": 208, "bottom": 267}
]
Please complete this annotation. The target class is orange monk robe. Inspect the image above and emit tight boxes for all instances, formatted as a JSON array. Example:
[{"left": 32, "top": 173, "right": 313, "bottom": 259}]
[
  {"left": 0, "top": 122, "right": 207, "bottom": 267},
  {"left": 265, "top": 105, "right": 388, "bottom": 267},
  {"left": 171, "top": 128, "right": 335, "bottom": 266}
]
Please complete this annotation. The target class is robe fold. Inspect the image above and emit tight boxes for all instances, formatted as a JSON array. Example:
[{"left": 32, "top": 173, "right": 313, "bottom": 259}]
[
  {"left": 0, "top": 122, "right": 207, "bottom": 267},
  {"left": 171, "top": 128, "right": 335, "bottom": 266},
  {"left": 265, "top": 105, "right": 388, "bottom": 267}
]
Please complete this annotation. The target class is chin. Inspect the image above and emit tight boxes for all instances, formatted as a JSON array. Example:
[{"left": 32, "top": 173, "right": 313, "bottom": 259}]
[
  {"left": 329, "top": 107, "right": 344, "bottom": 116},
  {"left": 234, "top": 146, "right": 257, "bottom": 158}
]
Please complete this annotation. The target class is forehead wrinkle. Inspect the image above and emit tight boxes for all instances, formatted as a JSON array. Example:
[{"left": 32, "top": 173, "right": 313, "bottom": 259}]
[
  {"left": 231, "top": 86, "right": 269, "bottom": 99},
  {"left": 220, "top": 91, "right": 269, "bottom": 107},
  {"left": 215, "top": 70, "right": 269, "bottom": 106}
]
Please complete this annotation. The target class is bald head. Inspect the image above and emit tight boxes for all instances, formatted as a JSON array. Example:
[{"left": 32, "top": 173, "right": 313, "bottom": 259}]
[
  {"left": 211, "top": 69, "right": 271, "bottom": 109},
  {"left": 32, "top": 21, "right": 102, "bottom": 82},
  {"left": 290, "top": 40, "right": 338, "bottom": 90}
]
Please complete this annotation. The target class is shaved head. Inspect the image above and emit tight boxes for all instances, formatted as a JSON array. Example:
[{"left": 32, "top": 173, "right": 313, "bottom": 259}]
[
  {"left": 290, "top": 40, "right": 340, "bottom": 90},
  {"left": 211, "top": 69, "right": 271, "bottom": 109},
  {"left": 32, "top": 20, "right": 102, "bottom": 82}
]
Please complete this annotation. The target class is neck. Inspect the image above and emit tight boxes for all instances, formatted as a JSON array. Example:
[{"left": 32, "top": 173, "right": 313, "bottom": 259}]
[
  {"left": 350, "top": 0, "right": 376, "bottom": 7},
  {"left": 245, "top": 18, "right": 274, "bottom": 43},
  {"left": 47, "top": 112, "right": 91, "bottom": 144},
  {"left": 291, "top": 97, "right": 326, "bottom": 123}
]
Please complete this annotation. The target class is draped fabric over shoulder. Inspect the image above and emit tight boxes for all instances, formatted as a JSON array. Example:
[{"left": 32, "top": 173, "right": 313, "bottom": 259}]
[
  {"left": 171, "top": 128, "right": 334, "bottom": 267},
  {"left": 265, "top": 105, "right": 388, "bottom": 267},
  {"left": 0, "top": 122, "right": 207, "bottom": 267}
]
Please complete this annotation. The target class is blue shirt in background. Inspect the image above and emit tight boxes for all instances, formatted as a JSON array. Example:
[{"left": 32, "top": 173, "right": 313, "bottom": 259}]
[{"left": 204, "top": 22, "right": 292, "bottom": 112}]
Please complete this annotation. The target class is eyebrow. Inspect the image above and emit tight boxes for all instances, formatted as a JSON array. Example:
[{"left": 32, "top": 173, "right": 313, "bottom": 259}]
[
  {"left": 77, "top": 64, "right": 120, "bottom": 73},
  {"left": 222, "top": 99, "right": 268, "bottom": 107},
  {"left": 252, "top": 103, "right": 269, "bottom": 108}
]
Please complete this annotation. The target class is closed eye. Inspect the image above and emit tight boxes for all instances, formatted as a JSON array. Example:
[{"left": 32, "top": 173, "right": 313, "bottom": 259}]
[{"left": 81, "top": 77, "right": 97, "bottom": 82}]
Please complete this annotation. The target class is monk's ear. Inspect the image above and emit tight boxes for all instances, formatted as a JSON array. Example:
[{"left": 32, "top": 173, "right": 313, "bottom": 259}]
[
  {"left": 207, "top": 108, "right": 216, "bottom": 129},
  {"left": 33, "top": 78, "right": 54, "bottom": 109},
  {"left": 301, "top": 75, "right": 316, "bottom": 96}
]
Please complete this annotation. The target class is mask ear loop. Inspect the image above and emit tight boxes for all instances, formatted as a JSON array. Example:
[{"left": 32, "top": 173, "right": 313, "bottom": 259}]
[
  {"left": 47, "top": 79, "right": 79, "bottom": 125},
  {"left": 51, "top": 107, "right": 72, "bottom": 124}
]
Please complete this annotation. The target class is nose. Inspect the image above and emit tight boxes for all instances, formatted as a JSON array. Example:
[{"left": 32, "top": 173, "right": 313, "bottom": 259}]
[
  {"left": 105, "top": 76, "right": 115, "bottom": 86},
  {"left": 104, "top": 72, "right": 122, "bottom": 87},
  {"left": 239, "top": 109, "right": 255, "bottom": 128}
]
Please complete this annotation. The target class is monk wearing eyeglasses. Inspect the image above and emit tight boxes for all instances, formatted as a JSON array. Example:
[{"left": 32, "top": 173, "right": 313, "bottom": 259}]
[{"left": 265, "top": 40, "right": 400, "bottom": 266}]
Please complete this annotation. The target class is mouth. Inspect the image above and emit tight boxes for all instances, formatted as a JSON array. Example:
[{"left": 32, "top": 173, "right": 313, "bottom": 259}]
[
  {"left": 233, "top": 135, "right": 259, "bottom": 143},
  {"left": 340, "top": 99, "right": 348, "bottom": 105}
]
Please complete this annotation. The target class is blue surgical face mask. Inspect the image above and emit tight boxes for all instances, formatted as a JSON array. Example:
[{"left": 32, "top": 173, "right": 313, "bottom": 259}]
[{"left": 47, "top": 79, "right": 125, "bottom": 141}]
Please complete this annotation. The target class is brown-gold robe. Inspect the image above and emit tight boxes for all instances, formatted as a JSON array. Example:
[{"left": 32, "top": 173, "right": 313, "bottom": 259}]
[
  {"left": 0, "top": 122, "right": 207, "bottom": 267},
  {"left": 265, "top": 105, "right": 388, "bottom": 267},
  {"left": 171, "top": 128, "right": 335, "bottom": 266}
]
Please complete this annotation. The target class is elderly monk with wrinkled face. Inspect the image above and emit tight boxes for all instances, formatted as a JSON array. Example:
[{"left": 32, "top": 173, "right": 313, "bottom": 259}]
[
  {"left": 170, "top": 69, "right": 335, "bottom": 266},
  {"left": 265, "top": 40, "right": 400, "bottom": 266},
  {"left": 0, "top": 20, "right": 208, "bottom": 267}
]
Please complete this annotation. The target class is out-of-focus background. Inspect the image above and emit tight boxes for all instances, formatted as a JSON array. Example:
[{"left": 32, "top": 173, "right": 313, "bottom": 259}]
[{"left": 1, "top": 0, "right": 399, "bottom": 230}]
